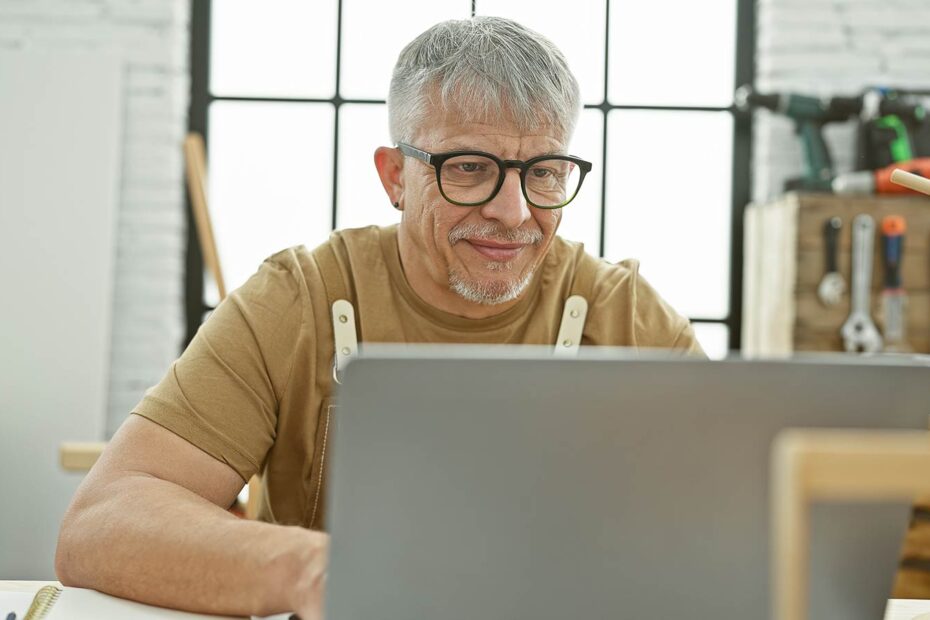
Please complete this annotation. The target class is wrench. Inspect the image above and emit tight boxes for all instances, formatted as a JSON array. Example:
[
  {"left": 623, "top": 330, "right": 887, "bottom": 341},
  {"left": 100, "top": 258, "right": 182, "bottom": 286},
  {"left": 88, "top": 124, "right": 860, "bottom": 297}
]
[
  {"left": 840, "top": 214, "right": 882, "bottom": 353},
  {"left": 817, "top": 216, "right": 845, "bottom": 306}
]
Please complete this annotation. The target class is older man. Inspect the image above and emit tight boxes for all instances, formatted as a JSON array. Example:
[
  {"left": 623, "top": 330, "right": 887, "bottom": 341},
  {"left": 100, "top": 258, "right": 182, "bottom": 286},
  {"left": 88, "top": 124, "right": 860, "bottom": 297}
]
[{"left": 55, "top": 16, "right": 702, "bottom": 619}]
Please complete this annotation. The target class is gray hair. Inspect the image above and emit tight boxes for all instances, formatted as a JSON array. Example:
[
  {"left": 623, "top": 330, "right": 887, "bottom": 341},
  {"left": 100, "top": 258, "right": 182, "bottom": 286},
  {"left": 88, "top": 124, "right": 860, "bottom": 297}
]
[{"left": 388, "top": 17, "right": 581, "bottom": 145}]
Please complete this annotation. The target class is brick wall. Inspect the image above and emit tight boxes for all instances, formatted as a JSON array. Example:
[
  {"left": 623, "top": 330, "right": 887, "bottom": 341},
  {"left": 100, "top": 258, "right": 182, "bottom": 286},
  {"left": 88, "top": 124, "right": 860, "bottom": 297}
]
[
  {"left": 753, "top": 0, "right": 930, "bottom": 203},
  {"left": 0, "top": 0, "right": 190, "bottom": 435}
]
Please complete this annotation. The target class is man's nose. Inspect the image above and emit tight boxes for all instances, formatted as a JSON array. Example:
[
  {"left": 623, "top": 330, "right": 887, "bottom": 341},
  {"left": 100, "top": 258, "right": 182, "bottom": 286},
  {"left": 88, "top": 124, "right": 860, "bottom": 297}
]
[{"left": 479, "top": 168, "right": 532, "bottom": 229}]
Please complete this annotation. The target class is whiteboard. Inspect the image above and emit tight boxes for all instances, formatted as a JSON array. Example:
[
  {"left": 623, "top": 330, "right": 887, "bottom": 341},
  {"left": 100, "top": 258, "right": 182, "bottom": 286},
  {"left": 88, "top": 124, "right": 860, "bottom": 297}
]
[{"left": 0, "top": 51, "right": 122, "bottom": 579}]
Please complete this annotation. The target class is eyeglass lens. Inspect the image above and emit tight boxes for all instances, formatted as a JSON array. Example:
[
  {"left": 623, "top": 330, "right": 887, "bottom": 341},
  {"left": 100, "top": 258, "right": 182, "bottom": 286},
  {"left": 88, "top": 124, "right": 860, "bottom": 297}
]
[{"left": 439, "top": 155, "right": 581, "bottom": 207}]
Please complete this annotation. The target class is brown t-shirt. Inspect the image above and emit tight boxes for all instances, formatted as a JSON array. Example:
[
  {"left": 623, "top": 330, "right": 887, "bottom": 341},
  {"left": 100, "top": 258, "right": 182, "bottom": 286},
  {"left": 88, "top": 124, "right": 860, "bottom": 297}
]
[{"left": 133, "top": 225, "right": 703, "bottom": 529}]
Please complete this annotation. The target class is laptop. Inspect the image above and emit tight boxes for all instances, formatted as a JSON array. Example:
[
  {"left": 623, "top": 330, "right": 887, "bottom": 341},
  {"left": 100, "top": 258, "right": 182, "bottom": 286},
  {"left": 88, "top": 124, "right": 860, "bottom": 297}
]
[{"left": 325, "top": 347, "right": 930, "bottom": 620}]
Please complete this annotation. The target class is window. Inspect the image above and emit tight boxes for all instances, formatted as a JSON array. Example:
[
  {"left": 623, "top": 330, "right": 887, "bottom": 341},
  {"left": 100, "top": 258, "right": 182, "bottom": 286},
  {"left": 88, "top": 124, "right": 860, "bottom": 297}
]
[{"left": 189, "top": 0, "right": 754, "bottom": 358}]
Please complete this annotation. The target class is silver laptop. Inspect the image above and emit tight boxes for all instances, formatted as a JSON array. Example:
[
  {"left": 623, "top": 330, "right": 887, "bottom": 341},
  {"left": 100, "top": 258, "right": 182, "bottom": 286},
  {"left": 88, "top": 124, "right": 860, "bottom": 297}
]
[{"left": 325, "top": 347, "right": 930, "bottom": 620}]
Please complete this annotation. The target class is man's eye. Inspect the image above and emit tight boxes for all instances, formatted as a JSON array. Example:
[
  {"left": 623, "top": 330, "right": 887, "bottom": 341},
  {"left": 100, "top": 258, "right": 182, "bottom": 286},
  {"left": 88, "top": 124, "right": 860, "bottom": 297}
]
[
  {"left": 459, "top": 162, "right": 483, "bottom": 172},
  {"left": 532, "top": 168, "right": 553, "bottom": 178}
]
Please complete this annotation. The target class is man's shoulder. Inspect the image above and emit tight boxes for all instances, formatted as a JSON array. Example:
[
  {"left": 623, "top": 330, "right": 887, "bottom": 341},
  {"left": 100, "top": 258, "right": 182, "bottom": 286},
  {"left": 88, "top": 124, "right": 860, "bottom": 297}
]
[
  {"left": 262, "top": 225, "right": 393, "bottom": 278},
  {"left": 326, "top": 223, "right": 394, "bottom": 249},
  {"left": 549, "top": 236, "right": 641, "bottom": 300}
]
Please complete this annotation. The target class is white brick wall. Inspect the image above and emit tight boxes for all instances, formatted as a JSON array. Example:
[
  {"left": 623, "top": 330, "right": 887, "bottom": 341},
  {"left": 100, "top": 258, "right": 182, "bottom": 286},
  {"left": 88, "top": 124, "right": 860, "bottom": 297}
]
[
  {"left": 0, "top": 0, "right": 190, "bottom": 435},
  {"left": 753, "top": 0, "right": 930, "bottom": 203}
]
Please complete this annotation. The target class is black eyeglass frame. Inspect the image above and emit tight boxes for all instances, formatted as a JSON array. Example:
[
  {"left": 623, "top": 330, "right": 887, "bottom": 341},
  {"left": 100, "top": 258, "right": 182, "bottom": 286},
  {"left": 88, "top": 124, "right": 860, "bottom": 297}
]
[{"left": 397, "top": 142, "right": 593, "bottom": 209}]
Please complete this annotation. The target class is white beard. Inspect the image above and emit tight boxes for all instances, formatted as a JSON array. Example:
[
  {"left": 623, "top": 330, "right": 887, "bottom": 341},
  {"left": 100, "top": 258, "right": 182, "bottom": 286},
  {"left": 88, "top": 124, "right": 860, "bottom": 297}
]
[
  {"left": 448, "top": 265, "right": 535, "bottom": 305},
  {"left": 444, "top": 220, "right": 546, "bottom": 305}
]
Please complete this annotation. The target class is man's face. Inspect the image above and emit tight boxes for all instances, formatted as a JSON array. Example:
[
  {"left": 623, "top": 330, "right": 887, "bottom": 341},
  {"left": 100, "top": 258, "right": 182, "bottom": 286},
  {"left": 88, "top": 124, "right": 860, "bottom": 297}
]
[{"left": 395, "top": 115, "right": 565, "bottom": 314}]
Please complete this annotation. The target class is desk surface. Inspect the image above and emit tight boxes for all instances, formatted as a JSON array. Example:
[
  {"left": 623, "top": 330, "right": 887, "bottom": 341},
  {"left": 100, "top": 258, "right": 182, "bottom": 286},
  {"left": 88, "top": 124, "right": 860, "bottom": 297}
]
[{"left": 886, "top": 599, "right": 930, "bottom": 620}]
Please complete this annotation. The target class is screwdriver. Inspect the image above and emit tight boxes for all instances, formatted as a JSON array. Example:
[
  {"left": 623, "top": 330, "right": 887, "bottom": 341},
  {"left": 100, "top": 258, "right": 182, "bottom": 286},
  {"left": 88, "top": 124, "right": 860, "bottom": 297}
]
[{"left": 880, "top": 215, "right": 910, "bottom": 352}]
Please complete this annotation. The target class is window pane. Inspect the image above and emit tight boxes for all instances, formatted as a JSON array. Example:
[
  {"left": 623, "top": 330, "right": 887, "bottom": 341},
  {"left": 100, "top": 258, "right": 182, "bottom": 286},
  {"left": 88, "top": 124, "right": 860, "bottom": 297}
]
[
  {"left": 340, "top": 1, "right": 470, "bottom": 100},
  {"left": 604, "top": 110, "right": 732, "bottom": 319},
  {"left": 337, "top": 104, "right": 402, "bottom": 230},
  {"left": 609, "top": 0, "right": 736, "bottom": 107},
  {"left": 477, "top": 0, "right": 606, "bottom": 105},
  {"left": 558, "top": 108, "right": 603, "bottom": 254},
  {"left": 209, "top": 102, "right": 335, "bottom": 292},
  {"left": 211, "top": 0, "right": 337, "bottom": 98},
  {"left": 692, "top": 322, "right": 730, "bottom": 360}
]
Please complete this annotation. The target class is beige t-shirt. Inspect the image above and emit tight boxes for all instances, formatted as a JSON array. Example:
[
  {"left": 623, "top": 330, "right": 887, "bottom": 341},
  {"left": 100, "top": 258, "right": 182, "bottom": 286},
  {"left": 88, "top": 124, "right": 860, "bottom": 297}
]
[{"left": 133, "top": 225, "right": 703, "bottom": 529}]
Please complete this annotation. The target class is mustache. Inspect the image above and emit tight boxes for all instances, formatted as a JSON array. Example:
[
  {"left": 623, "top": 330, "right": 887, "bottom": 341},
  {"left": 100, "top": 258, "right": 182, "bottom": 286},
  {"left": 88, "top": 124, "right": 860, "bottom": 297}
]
[{"left": 448, "top": 223, "right": 544, "bottom": 246}]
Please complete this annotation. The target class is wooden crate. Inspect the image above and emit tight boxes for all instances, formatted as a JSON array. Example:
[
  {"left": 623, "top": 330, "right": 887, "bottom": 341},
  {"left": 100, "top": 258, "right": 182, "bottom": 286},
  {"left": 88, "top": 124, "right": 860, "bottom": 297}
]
[{"left": 742, "top": 192, "right": 930, "bottom": 356}]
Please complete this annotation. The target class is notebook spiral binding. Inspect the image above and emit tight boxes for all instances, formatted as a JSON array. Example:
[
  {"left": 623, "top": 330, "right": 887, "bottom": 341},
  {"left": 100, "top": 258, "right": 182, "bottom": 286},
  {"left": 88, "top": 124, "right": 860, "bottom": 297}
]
[{"left": 23, "top": 585, "right": 61, "bottom": 620}]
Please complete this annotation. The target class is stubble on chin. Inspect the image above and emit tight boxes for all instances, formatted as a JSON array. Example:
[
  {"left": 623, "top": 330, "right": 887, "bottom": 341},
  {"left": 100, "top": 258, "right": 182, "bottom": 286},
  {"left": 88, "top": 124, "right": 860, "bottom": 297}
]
[
  {"left": 442, "top": 209, "right": 559, "bottom": 306},
  {"left": 447, "top": 267, "right": 534, "bottom": 306}
]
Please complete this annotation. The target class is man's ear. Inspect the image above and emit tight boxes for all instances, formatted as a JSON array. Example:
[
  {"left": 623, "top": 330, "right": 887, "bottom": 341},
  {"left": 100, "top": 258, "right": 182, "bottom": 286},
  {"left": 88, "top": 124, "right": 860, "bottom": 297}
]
[{"left": 374, "top": 146, "right": 405, "bottom": 209}]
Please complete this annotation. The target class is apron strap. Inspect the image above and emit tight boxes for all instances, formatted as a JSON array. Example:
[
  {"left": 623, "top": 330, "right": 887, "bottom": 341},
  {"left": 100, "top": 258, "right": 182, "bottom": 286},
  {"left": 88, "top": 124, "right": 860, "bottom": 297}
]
[
  {"left": 554, "top": 295, "right": 588, "bottom": 356},
  {"left": 312, "top": 241, "right": 358, "bottom": 383},
  {"left": 554, "top": 253, "right": 598, "bottom": 356},
  {"left": 331, "top": 300, "right": 358, "bottom": 379}
]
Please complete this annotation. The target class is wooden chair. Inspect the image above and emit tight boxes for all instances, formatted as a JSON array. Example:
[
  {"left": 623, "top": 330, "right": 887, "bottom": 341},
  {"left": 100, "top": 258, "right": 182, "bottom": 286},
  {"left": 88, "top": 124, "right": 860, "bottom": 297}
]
[
  {"left": 771, "top": 428, "right": 930, "bottom": 620},
  {"left": 60, "top": 133, "right": 263, "bottom": 519}
]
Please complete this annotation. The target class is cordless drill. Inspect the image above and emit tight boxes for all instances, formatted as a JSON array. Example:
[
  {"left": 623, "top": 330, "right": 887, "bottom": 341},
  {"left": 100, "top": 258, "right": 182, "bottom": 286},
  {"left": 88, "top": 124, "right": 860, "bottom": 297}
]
[
  {"left": 856, "top": 87, "right": 930, "bottom": 170},
  {"left": 735, "top": 85, "right": 862, "bottom": 192}
]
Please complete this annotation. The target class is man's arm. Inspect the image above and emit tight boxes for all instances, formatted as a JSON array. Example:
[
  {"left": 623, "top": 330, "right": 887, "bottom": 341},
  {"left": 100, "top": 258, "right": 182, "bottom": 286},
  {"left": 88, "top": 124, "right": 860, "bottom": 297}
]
[{"left": 56, "top": 415, "right": 326, "bottom": 619}]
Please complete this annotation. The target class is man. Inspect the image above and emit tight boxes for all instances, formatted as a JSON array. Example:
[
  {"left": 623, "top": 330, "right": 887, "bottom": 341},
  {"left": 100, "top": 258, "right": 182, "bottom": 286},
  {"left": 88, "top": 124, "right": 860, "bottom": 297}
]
[{"left": 55, "top": 16, "right": 702, "bottom": 619}]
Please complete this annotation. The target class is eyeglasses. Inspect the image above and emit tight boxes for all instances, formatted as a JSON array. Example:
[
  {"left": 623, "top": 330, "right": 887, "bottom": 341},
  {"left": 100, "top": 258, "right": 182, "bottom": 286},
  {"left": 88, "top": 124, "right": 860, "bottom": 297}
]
[{"left": 397, "top": 143, "right": 592, "bottom": 209}]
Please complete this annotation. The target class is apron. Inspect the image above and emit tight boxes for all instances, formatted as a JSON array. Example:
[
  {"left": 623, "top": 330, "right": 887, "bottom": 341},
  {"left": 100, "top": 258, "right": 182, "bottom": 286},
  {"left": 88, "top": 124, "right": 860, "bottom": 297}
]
[{"left": 306, "top": 241, "right": 594, "bottom": 529}]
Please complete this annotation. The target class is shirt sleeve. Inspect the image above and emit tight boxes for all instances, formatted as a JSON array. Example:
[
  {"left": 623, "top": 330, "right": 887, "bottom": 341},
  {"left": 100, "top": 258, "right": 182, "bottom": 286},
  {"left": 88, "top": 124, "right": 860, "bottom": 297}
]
[
  {"left": 627, "top": 260, "right": 706, "bottom": 357},
  {"left": 132, "top": 253, "right": 306, "bottom": 482},
  {"left": 587, "top": 257, "right": 706, "bottom": 357}
]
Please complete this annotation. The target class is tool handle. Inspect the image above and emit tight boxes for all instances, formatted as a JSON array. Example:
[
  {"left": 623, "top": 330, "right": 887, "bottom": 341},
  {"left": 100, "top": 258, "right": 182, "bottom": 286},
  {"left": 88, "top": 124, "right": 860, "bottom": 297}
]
[
  {"left": 882, "top": 215, "right": 906, "bottom": 289},
  {"left": 799, "top": 122, "right": 833, "bottom": 184},
  {"left": 823, "top": 217, "right": 842, "bottom": 273},
  {"left": 851, "top": 214, "right": 876, "bottom": 313}
]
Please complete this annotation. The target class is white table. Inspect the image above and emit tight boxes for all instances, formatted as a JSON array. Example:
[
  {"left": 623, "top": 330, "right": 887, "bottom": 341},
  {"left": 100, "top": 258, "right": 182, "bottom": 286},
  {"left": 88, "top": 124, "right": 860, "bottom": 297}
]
[
  {"left": 5, "top": 581, "right": 924, "bottom": 619},
  {"left": 0, "top": 581, "right": 246, "bottom": 619}
]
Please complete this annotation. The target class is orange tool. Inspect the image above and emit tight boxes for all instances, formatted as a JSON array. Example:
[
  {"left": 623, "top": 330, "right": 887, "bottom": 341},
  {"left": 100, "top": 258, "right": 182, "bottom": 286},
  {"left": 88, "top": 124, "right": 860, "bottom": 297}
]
[{"left": 832, "top": 157, "right": 930, "bottom": 195}]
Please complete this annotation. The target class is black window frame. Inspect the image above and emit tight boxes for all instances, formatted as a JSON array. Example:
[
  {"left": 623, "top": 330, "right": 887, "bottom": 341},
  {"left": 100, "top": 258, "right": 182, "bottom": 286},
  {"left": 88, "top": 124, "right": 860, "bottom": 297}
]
[{"left": 185, "top": 0, "right": 755, "bottom": 351}]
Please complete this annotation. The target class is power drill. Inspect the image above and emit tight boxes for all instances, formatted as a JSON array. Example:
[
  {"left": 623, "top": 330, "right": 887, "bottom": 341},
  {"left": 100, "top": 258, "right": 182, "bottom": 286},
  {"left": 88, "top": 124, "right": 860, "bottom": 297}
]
[
  {"left": 856, "top": 87, "right": 930, "bottom": 170},
  {"left": 735, "top": 85, "right": 862, "bottom": 192}
]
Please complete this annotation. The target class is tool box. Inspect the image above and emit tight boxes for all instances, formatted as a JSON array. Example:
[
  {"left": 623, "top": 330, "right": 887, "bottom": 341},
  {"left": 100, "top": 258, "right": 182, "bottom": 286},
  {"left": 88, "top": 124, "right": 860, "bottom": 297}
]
[{"left": 742, "top": 192, "right": 930, "bottom": 356}]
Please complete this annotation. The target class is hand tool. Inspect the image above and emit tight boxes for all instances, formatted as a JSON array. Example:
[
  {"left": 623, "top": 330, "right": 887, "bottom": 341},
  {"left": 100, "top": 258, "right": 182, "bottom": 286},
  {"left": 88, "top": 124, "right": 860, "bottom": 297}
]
[
  {"left": 832, "top": 157, "right": 930, "bottom": 194},
  {"left": 891, "top": 168, "right": 930, "bottom": 196},
  {"left": 880, "top": 215, "right": 910, "bottom": 352},
  {"left": 840, "top": 214, "right": 882, "bottom": 353},
  {"left": 817, "top": 217, "right": 845, "bottom": 306}
]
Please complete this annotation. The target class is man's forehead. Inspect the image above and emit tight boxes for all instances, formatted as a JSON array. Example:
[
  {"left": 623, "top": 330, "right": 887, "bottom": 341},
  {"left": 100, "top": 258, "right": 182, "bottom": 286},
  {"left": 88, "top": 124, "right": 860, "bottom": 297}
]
[{"left": 417, "top": 113, "right": 566, "bottom": 154}]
